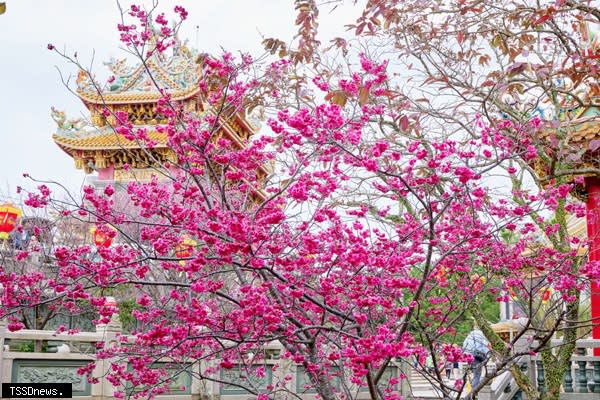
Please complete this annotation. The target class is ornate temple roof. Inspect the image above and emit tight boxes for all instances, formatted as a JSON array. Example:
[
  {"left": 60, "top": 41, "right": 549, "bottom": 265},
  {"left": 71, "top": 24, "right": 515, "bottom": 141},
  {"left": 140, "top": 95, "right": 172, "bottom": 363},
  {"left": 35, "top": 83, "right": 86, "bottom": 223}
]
[
  {"left": 53, "top": 30, "right": 198, "bottom": 159},
  {"left": 532, "top": 96, "right": 600, "bottom": 201},
  {"left": 76, "top": 34, "right": 201, "bottom": 105},
  {"left": 557, "top": 116, "right": 600, "bottom": 143},
  {"left": 538, "top": 101, "right": 600, "bottom": 143},
  {"left": 51, "top": 31, "right": 264, "bottom": 181},
  {"left": 53, "top": 130, "right": 168, "bottom": 151}
]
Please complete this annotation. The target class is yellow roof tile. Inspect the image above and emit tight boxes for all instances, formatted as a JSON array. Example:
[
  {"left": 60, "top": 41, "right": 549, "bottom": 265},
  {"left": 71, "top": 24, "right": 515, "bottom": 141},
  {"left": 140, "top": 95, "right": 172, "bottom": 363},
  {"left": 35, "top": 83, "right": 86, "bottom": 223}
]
[
  {"left": 77, "top": 86, "right": 200, "bottom": 105},
  {"left": 539, "top": 116, "right": 600, "bottom": 143},
  {"left": 53, "top": 131, "right": 168, "bottom": 151}
]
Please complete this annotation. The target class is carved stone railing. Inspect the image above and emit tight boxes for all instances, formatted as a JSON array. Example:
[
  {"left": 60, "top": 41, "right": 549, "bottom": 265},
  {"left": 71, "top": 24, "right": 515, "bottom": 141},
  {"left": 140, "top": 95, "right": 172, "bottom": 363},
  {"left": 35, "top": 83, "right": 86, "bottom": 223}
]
[
  {"left": 478, "top": 363, "right": 524, "bottom": 400},
  {"left": 550, "top": 339, "right": 600, "bottom": 398},
  {"left": 9, "top": 317, "right": 600, "bottom": 400},
  {"left": 0, "top": 319, "right": 125, "bottom": 399},
  {"left": 0, "top": 319, "right": 412, "bottom": 400},
  {"left": 477, "top": 339, "right": 600, "bottom": 400}
]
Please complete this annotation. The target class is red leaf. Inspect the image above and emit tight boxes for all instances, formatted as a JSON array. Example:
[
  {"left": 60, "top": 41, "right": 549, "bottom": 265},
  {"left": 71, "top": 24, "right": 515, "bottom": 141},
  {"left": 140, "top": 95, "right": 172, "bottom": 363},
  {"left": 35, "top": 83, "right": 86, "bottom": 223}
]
[
  {"left": 506, "top": 62, "right": 528, "bottom": 77},
  {"left": 399, "top": 115, "right": 410, "bottom": 132},
  {"left": 533, "top": 14, "right": 551, "bottom": 26},
  {"left": 356, "top": 22, "right": 365, "bottom": 35}
]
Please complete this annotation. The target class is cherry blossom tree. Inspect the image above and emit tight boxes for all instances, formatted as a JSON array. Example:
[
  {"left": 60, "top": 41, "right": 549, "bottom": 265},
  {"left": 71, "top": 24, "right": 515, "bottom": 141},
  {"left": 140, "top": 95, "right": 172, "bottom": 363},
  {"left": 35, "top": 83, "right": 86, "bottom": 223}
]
[
  {"left": 2, "top": 3, "right": 599, "bottom": 400},
  {"left": 279, "top": 1, "right": 600, "bottom": 399}
]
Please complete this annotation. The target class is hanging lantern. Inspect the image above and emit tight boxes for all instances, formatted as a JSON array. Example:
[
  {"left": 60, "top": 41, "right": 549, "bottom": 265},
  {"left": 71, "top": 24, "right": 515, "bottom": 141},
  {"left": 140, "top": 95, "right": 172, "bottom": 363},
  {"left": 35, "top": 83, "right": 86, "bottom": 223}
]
[
  {"left": 175, "top": 237, "right": 197, "bottom": 261},
  {"left": 90, "top": 225, "right": 117, "bottom": 248},
  {"left": 434, "top": 266, "right": 448, "bottom": 284},
  {"left": 541, "top": 287, "right": 553, "bottom": 304},
  {"left": 0, "top": 203, "right": 22, "bottom": 240}
]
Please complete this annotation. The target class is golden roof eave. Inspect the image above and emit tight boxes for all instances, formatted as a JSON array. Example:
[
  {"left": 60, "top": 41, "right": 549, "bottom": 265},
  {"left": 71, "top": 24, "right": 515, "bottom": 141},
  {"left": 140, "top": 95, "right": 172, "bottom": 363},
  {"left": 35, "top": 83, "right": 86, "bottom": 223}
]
[
  {"left": 52, "top": 131, "right": 169, "bottom": 152},
  {"left": 538, "top": 115, "right": 600, "bottom": 143},
  {"left": 77, "top": 86, "right": 200, "bottom": 105},
  {"left": 529, "top": 115, "right": 600, "bottom": 201}
]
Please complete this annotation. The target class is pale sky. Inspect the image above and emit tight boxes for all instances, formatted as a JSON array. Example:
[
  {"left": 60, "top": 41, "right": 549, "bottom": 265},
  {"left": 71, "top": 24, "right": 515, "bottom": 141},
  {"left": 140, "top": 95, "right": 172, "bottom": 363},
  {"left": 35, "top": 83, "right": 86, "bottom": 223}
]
[{"left": 0, "top": 0, "right": 356, "bottom": 202}]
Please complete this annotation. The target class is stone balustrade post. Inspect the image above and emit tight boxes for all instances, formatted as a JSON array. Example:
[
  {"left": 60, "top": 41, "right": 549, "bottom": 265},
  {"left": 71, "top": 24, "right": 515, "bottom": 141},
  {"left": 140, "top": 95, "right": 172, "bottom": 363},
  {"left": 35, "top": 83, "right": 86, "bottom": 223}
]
[
  {"left": 400, "top": 359, "right": 410, "bottom": 398},
  {"left": 190, "top": 361, "right": 204, "bottom": 400},
  {"left": 478, "top": 382, "right": 493, "bottom": 400},
  {"left": 277, "top": 356, "right": 293, "bottom": 395},
  {"left": 528, "top": 358, "right": 536, "bottom": 387},
  {"left": 563, "top": 356, "right": 574, "bottom": 393},
  {"left": 576, "top": 347, "right": 588, "bottom": 393},
  {"left": 593, "top": 360, "right": 600, "bottom": 393},
  {"left": 536, "top": 360, "right": 546, "bottom": 394},
  {"left": 93, "top": 297, "right": 122, "bottom": 400}
]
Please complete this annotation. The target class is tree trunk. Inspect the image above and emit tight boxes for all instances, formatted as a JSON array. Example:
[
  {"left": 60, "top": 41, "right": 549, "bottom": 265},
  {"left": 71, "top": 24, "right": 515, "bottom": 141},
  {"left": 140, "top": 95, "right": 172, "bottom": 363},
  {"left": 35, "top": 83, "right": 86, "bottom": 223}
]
[
  {"left": 540, "top": 349, "right": 562, "bottom": 400},
  {"left": 540, "top": 293, "right": 579, "bottom": 400}
]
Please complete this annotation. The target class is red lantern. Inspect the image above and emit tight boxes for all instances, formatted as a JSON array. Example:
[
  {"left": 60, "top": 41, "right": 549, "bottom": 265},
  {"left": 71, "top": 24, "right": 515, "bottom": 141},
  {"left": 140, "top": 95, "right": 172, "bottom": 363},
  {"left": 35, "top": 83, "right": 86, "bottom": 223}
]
[
  {"left": 175, "top": 237, "right": 196, "bottom": 260},
  {"left": 541, "top": 287, "right": 553, "bottom": 304},
  {"left": 434, "top": 266, "right": 448, "bottom": 284},
  {"left": 90, "top": 225, "right": 117, "bottom": 248},
  {"left": 0, "top": 204, "right": 22, "bottom": 240}
]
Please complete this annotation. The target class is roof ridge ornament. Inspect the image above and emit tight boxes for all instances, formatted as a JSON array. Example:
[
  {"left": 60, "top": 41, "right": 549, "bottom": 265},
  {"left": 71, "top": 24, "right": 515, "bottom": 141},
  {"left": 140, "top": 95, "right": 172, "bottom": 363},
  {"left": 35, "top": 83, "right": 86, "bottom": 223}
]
[
  {"left": 51, "top": 106, "right": 93, "bottom": 138},
  {"left": 76, "top": 25, "right": 199, "bottom": 103}
]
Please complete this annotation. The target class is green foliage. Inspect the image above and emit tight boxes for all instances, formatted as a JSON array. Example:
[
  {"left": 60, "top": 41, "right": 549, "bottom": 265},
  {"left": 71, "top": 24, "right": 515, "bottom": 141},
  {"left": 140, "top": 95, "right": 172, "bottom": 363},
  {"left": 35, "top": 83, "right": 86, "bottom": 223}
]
[
  {"left": 15, "top": 340, "right": 50, "bottom": 352},
  {"left": 452, "top": 290, "right": 500, "bottom": 344},
  {"left": 17, "top": 340, "right": 34, "bottom": 352},
  {"left": 500, "top": 228, "right": 519, "bottom": 245},
  {"left": 119, "top": 299, "right": 140, "bottom": 333},
  {"left": 404, "top": 262, "right": 500, "bottom": 346}
]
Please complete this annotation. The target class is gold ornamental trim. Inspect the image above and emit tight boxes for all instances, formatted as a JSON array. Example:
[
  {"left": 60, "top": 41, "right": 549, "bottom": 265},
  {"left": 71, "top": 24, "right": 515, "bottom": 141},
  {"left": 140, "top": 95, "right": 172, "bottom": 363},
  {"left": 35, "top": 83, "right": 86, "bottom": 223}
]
[
  {"left": 60, "top": 147, "right": 176, "bottom": 173},
  {"left": 114, "top": 168, "right": 166, "bottom": 182},
  {"left": 538, "top": 116, "right": 600, "bottom": 143},
  {"left": 77, "top": 86, "right": 200, "bottom": 105},
  {"left": 52, "top": 132, "right": 168, "bottom": 151}
]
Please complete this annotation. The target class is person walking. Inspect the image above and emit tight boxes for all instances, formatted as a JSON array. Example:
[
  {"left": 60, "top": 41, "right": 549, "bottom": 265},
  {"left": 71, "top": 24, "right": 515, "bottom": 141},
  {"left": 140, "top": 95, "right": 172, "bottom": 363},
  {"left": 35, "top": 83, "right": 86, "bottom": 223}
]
[
  {"left": 445, "top": 360, "right": 453, "bottom": 380},
  {"left": 462, "top": 328, "right": 490, "bottom": 399}
]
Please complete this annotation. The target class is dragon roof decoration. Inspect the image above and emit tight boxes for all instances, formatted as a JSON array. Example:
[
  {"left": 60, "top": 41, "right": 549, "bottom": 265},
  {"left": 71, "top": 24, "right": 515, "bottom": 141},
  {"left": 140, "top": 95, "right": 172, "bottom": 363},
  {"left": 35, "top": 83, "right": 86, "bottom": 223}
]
[{"left": 76, "top": 31, "right": 201, "bottom": 104}]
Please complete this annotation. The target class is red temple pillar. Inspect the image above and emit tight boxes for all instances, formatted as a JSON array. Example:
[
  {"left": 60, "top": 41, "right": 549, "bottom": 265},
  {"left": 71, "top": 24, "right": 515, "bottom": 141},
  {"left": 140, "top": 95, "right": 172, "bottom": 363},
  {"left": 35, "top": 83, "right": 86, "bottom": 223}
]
[{"left": 585, "top": 177, "right": 600, "bottom": 356}]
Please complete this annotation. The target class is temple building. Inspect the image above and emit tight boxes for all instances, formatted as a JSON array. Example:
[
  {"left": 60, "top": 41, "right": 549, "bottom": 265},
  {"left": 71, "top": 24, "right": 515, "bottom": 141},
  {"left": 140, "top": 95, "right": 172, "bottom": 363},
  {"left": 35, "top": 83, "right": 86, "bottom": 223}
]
[
  {"left": 493, "top": 91, "right": 600, "bottom": 343},
  {"left": 51, "top": 37, "right": 262, "bottom": 185},
  {"left": 48, "top": 37, "right": 269, "bottom": 334}
]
